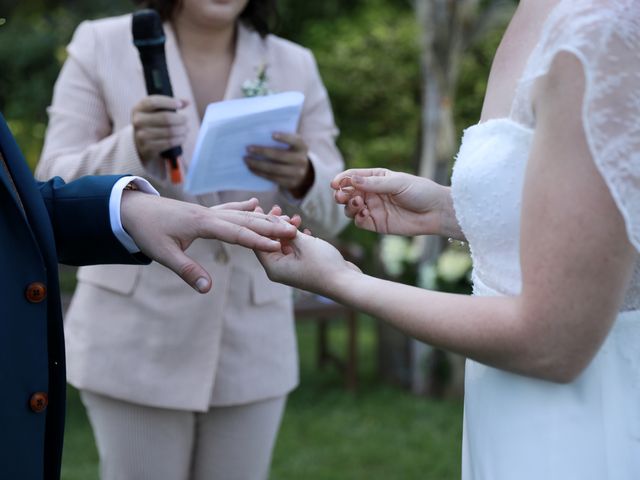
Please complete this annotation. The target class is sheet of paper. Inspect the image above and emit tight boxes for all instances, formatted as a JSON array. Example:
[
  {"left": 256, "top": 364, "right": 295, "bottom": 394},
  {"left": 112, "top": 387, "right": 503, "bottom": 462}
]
[{"left": 185, "top": 91, "right": 305, "bottom": 194}]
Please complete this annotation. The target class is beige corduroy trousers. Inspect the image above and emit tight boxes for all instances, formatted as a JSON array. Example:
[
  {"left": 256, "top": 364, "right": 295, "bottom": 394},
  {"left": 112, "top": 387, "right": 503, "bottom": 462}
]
[{"left": 80, "top": 391, "right": 286, "bottom": 480}]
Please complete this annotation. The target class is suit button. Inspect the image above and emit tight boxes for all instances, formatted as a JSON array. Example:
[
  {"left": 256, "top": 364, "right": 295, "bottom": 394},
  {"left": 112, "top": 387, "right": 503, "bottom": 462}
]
[
  {"left": 29, "top": 392, "right": 48, "bottom": 413},
  {"left": 25, "top": 282, "right": 47, "bottom": 303},
  {"left": 215, "top": 250, "right": 229, "bottom": 265}
]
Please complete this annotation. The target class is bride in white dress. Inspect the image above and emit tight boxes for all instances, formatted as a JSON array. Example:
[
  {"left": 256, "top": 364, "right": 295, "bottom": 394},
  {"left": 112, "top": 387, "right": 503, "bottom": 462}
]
[{"left": 257, "top": 0, "right": 640, "bottom": 478}]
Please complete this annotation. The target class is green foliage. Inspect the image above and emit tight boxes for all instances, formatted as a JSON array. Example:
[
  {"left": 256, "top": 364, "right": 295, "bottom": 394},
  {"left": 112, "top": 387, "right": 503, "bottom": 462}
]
[
  {"left": 289, "top": 1, "right": 421, "bottom": 174},
  {"left": 0, "top": 1, "right": 131, "bottom": 168},
  {"left": 277, "top": 0, "right": 370, "bottom": 40},
  {"left": 0, "top": 12, "right": 64, "bottom": 166},
  {"left": 0, "top": 0, "right": 508, "bottom": 262}
]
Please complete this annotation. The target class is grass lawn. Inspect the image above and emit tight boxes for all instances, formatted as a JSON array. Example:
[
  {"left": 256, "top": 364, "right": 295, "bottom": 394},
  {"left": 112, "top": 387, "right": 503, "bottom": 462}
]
[{"left": 61, "top": 315, "right": 463, "bottom": 480}]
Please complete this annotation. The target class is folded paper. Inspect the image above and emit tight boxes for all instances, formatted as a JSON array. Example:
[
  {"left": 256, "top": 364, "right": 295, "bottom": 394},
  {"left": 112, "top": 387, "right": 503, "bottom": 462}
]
[{"left": 185, "top": 91, "right": 305, "bottom": 194}]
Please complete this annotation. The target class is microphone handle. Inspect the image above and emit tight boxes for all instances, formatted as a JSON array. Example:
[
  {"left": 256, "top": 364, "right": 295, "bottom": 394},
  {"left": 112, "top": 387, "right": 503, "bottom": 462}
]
[{"left": 139, "top": 47, "right": 183, "bottom": 160}]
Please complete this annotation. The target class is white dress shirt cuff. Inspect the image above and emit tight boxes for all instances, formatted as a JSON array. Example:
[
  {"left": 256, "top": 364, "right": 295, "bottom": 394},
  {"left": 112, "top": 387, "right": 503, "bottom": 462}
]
[{"left": 109, "top": 176, "right": 159, "bottom": 253}]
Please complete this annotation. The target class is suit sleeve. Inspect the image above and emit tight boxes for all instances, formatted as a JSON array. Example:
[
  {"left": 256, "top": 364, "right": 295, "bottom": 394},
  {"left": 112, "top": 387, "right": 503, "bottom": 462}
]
[{"left": 38, "top": 174, "right": 150, "bottom": 266}]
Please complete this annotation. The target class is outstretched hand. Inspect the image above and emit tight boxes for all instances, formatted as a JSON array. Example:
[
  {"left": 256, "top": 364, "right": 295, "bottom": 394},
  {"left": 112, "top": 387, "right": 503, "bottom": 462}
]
[
  {"left": 255, "top": 207, "right": 360, "bottom": 296},
  {"left": 121, "top": 194, "right": 297, "bottom": 293},
  {"left": 331, "top": 168, "right": 460, "bottom": 238}
]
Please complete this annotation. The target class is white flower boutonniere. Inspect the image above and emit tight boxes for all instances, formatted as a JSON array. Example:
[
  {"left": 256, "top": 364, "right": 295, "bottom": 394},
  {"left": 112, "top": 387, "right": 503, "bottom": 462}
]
[{"left": 241, "top": 63, "right": 274, "bottom": 97}]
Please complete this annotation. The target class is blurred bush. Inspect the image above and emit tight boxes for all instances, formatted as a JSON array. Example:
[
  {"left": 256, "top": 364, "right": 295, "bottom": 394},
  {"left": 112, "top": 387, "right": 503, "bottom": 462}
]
[
  {"left": 0, "top": 0, "right": 132, "bottom": 167},
  {"left": 0, "top": 0, "right": 504, "bottom": 268}
]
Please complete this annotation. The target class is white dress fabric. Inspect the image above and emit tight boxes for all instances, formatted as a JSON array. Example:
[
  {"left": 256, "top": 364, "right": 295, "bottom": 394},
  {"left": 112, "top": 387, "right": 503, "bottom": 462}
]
[{"left": 450, "top": 1, "right": 640, "bottom": 478}]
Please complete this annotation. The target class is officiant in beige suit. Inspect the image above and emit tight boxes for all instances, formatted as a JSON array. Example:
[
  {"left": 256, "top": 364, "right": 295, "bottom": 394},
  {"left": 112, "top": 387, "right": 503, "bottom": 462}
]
[{"left": 35, "top": 0, "right": 347, "bottom": 478}]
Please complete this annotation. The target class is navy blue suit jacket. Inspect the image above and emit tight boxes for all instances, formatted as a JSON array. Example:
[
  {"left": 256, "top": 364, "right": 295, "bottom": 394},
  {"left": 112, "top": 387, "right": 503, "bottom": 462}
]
[{"left": 0, "top": 114, "right": 149, "bottom": 479}]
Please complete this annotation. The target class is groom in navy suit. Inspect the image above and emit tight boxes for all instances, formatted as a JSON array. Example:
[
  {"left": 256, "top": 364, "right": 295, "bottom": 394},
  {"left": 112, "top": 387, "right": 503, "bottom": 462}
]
[
  {"left": 0, "top": 113, "right": 149, "bottom": 480},
  {"left": 0, "top": 113, "right": 295, "bottom": 479}
]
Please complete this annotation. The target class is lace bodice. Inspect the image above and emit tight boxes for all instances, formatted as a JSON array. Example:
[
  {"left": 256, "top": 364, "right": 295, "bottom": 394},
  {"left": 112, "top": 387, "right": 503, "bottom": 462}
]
[{"left": 451, "top": 0, "right": 640, "bottom": 311}]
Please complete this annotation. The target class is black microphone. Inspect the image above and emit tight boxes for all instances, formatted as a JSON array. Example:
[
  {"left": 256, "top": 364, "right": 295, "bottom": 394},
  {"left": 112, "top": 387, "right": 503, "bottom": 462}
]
[{"left": 132, "top": 8, "right": 183, "bottom": 184}]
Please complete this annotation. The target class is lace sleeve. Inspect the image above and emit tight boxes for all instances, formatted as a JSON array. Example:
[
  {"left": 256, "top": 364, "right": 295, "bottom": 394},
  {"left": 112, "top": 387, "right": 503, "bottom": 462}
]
[{"left": 512, "top": 0, "right": 640, "bottom": 252}]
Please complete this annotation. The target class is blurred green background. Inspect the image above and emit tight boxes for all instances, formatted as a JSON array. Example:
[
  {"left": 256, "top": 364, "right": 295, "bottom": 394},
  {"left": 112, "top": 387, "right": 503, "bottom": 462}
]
[{"left": 0, "top": 0, "right": 508, "bottom": 478}]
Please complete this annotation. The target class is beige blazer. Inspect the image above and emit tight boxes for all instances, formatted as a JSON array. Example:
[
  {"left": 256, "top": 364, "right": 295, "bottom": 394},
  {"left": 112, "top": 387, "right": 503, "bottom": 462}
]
[{"left": 36, "top": 15, "right": 347, "bottom": 410}]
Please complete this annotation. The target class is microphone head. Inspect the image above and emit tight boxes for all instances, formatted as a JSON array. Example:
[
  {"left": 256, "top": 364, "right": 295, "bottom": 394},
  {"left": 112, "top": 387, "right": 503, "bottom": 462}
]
[{"left": 132, "top": 9, "right": 165, "bottom": 44}]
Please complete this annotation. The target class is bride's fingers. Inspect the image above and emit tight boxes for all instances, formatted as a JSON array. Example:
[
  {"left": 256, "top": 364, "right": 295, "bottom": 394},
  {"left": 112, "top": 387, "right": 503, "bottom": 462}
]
[
  {"left": 335, "top": 189, "right": 358, "bottom": 204},
  {"left": 282, "top": 228, "right": 310, "bottom": 255},
  {"left": 354, "top": 208, "right": 377, "bottom": 231},
  {"left": 344, "top": 196, "right": 365, "bottom": 219},
  {"left": 334, "top": 190, "right": 347, "bottom": 204},
  {"left": 281, "top": 243, "right": 294, "bottom": 255},
  {"left": 350, "top": 173, "right": 401, "bottom": 194},
  {"left": 344, "top": 204, "right": 359, "bottom": 219},
  {"left": 330, "top": 171, "right": 353, "bottom": 190},
  {"left": 268, "top": 204, "right": 282, "bottom": 216},
  {"left": 350, "top": 196, "right": 364, "bottom": 209},
  {"left": 290, "top": 214, "right": 303, "bottom": 229},
  {"left": 278, "top": 213, "right": 303, "bottom": 256},
  {"left": 331, "top": 168, "right": 385, "bottom": 190}
]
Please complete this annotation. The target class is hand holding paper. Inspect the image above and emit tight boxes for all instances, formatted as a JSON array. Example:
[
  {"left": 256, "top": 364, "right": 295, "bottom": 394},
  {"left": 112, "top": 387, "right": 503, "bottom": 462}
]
[
  {"left": 185, "top": 91, "right": 305, "bottom": 194},
  {"left": 245, "top": 131, "right": 314, "bottom": 198}
]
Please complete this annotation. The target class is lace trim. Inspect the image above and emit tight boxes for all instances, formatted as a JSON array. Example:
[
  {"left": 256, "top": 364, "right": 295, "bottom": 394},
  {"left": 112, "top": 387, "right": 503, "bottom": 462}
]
[{"left": 506, "top": 0, "right": 640, "bottom": 311}]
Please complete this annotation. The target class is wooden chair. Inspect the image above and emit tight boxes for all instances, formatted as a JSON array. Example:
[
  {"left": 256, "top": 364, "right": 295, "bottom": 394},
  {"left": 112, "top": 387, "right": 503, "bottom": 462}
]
[
  {"left": 292, "top": 240, "right": 364, "bottom": 391},
  {"left": 294, "top": 291, "right": 359, "bottom": 391}
]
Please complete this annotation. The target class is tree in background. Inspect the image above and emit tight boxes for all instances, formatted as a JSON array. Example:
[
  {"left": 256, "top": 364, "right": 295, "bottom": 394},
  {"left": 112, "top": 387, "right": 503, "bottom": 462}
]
[{"left": 0, "top": 0, "right": 513, "bottom": 396}]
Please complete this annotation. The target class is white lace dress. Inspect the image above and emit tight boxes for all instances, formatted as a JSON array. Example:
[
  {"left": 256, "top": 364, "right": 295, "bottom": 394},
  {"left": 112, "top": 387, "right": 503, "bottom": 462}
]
[{"left": 450, "top": 1, "right": 640, "bottom": 478}]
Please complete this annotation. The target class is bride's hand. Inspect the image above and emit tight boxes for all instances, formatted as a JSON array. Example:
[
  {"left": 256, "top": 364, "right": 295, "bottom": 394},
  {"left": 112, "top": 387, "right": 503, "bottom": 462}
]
[
  {"left": 331, "top": 168, "right": 462, "bottom": 239},
  {"left": 255, "top": 229, "right": 360, "bottom": 295}
]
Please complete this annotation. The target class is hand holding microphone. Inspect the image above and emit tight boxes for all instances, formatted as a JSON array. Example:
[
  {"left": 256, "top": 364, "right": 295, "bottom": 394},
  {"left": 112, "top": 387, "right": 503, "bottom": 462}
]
[
  {"left": 131, "top": 95, "right": 188, "bottom": 180},
  {"left": 132, "top": 9, "right": 186, "bottom": 184}
]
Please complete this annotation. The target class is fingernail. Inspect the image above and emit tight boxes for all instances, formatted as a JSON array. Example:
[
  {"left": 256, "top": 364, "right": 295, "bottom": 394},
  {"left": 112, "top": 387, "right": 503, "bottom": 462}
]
[{"left": 195, "top": 277, "right": 209, "bottom": 293}]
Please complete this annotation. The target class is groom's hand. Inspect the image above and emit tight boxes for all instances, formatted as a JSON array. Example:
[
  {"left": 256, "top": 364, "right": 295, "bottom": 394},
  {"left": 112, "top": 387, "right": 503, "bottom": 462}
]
[{"left": 121, "top": 193, "right": 297, "bottom": 293}]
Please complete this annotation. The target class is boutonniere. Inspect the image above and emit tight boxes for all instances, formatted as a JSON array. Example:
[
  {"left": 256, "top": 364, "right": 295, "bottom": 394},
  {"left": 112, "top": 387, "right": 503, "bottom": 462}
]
[{"left": 241, "top": 63, "right": 274, "bottom": 97}]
